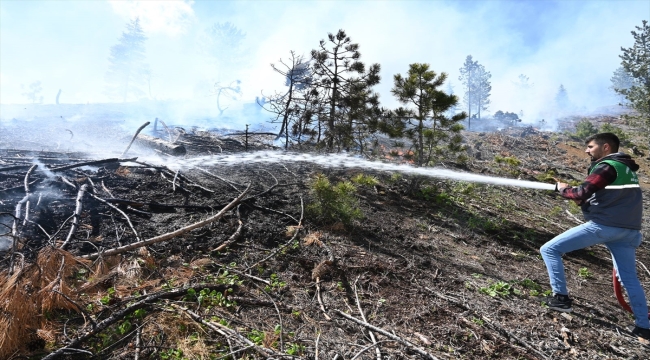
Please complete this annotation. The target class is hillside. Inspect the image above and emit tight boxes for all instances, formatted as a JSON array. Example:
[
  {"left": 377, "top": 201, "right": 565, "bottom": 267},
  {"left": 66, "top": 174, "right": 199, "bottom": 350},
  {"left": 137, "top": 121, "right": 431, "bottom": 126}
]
[{"left": 1, "top": 117, "right": 649, "bottom": 359}]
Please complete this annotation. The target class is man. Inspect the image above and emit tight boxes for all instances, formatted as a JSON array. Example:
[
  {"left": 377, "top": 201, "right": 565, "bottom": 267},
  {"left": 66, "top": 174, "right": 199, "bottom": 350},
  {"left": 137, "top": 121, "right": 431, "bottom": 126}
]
[{"left": 540, "top": 132, "right": 649, "bottom": 340}]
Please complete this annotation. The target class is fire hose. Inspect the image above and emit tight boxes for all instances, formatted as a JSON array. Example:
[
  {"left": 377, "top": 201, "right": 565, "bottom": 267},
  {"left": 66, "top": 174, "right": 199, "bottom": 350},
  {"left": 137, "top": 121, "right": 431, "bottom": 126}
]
[{"left": 612, "top": 268, "right": 650, "bottom": 319}]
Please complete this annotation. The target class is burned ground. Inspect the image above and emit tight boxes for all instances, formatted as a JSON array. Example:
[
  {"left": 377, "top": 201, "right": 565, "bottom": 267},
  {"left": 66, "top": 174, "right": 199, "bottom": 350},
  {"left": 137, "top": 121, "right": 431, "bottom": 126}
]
[{"left": 1, "top": 118, "right": 649, "bottom": 359}]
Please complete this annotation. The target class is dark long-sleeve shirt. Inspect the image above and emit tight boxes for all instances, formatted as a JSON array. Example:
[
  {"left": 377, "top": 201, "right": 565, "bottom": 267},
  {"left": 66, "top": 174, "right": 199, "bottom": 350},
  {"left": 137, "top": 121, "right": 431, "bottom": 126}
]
[{"left": 559, "top": 163, "right": 617, "bottom": 201}]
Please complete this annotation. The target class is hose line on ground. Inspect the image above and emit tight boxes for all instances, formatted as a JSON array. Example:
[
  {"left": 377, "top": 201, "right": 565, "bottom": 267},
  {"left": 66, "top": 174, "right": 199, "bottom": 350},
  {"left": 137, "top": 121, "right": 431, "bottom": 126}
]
[{"left": 612, "top": 268, "right": 650, "bottom": 319}]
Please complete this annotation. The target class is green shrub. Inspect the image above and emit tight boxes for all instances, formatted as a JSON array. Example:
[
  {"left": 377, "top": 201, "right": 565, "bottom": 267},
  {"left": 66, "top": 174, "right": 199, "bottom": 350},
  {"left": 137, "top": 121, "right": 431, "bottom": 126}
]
[
  {"left": 351, "top": 173, "right": 379, "bottom": 187},
  {"left": 308, "top": 174, "right": 363, "bottom": 225},
  {"left": 452, "top": 181, "right": 477, "bottom": 195},
  {"left": 535, "top": 169, "right": 558, "bottom": 183},
  {"left": 518, "top": 279, "right": 542, "bottom": 291},
  {"left": 479, "top": 281, "right": 521, "bottom": 297},
  {"left": 494, "top": 155, "right": 521, "bottom": 167},
  {"left": 387, "top": 172, "right": 403, "bottom": 184},
  {"left": 574, "top": 119, "right": 598, "bottom": 140}
]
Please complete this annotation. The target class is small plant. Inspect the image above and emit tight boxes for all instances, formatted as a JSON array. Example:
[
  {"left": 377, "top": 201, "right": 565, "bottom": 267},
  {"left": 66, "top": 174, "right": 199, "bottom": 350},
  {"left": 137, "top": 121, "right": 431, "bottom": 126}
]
[
  {"left": 467, "top": 214, "right": 503, "bottom": 232},
  {"left": 536, "top": 169, "right": 558, "bottom": 183},
  {"left": 160, "top": 348, "right": 184, "bottom": 360},
  {"left": 479, "top": 281, "right": 521, "bottom": 298},
  {"left": 494, "top": 155, "right": 521, "bottom": 167},
  {"left": 549, "top": 206, "right": 563, "bottom": 216},
  {"left": 307, "top": 174, "right": 363, "bottom": 225},
  {"left": 578, "top": 267, "right": 593, "bottom": 279},
  {"left": 185, "top": 287, "right": 237, "bottom": 309},
  {"left": 117, "top": 320, "right": 132, "bottom": 335},
  {"left": 519, "top": 278, "right": 542, "bottom": 291},
  {"left": 418, "top": 185, "right": 437, "bottom": 201},
  {"left": 286, "top": 343, "right": 306, "bottom": 355},
  {"left": 519, "top": 279, "right": 543, "bottom": 296},
  {"left": 247, "top": 329, "right": 265, "bottom": 345},
  {"left": 351, "top": 173, "right": 379, "bottom": 187},
  {"left": 451, "top": 181, "right": 477, "bottom": 195},
  {"left": 264, "top": 273, "right": 287, "bottom": 292},
  {"left": 100, "top": 287, "right": 117, "bottom": 305},
  {"left": 471, "top": 317, "right": 485, "bottom": 326},
  {"left": 387, "top": 172, "right": 403, "bottom": 184}
]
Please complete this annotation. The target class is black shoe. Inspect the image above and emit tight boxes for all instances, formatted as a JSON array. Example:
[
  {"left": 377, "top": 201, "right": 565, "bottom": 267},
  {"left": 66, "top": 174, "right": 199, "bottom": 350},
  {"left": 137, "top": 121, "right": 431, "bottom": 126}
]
[
  {"left": 632, "top": 326, "right": 650, "bottom": 341},
  {"left": 540, "top": 294, "right": 573, "bottom": 313}
]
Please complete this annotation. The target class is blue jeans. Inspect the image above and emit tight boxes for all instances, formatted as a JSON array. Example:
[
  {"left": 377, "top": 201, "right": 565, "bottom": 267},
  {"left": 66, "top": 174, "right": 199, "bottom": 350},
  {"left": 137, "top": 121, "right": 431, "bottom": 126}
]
[{"left": 540, "top": 221, "right": 649, "bottom": 328}]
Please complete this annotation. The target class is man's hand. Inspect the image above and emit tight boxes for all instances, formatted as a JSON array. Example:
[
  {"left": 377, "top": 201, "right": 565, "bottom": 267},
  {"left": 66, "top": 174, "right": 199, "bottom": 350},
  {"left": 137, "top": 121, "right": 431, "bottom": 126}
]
[
  {"left": 556, "top": 182, "right": 571, "bottom": 191},
  {"left": 555, "top": 182, "right": 583, "bottom": 205}
]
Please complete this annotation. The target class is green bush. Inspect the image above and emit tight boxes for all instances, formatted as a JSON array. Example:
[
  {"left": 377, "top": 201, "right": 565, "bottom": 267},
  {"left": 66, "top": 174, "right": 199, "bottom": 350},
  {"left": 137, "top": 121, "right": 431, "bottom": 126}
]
[
  {"left": 479, "top": 281, "right": 521, "bottom": 297},
  {"left": 308, "top": 174, "right": 363, "bottom": 225},
  {"left": 574, "top": 119, "right": 598, "bottom": 140},
  {"left": 535, "top": 169, "right": 558, "bottom": 183},
  {"left": 351, "top": 173, "right": 379, "bottom": 187},
  {"left": 494, "top": 155, "right": 521, "bottom": 167}
]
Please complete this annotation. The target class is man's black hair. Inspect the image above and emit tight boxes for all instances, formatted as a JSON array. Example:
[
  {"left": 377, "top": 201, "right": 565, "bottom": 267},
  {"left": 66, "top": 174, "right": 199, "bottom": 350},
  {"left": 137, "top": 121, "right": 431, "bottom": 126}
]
[{"left": 585, "top": 132, "right": 620, "bottom": 152}]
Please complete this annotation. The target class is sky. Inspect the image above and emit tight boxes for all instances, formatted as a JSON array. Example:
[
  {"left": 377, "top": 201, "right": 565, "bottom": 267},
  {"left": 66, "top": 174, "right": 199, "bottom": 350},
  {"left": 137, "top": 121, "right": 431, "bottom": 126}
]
[{"left": 0, "top": 0, "right": 648, "bottom": 126}]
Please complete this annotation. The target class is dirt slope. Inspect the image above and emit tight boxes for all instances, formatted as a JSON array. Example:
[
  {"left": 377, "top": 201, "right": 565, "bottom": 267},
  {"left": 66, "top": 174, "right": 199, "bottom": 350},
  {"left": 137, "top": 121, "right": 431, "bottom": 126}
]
[{"left": 1, "top": 123, "right": 649, "bottom": 359}]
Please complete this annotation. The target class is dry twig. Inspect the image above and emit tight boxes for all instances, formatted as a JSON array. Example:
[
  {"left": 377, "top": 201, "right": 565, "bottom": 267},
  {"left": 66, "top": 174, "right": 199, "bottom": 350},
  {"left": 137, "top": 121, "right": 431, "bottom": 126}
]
[{"left": 333, "top": 309, "right": 438, "bottom": 360}]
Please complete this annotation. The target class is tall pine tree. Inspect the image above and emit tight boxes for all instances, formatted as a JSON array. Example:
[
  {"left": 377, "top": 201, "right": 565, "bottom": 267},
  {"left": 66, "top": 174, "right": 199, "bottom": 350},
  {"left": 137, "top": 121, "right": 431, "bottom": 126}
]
[
  {"left": 618, "top": 20, "right": 649, "bottom": 137},
  {"left": 105, "top": 18, "right": 150, "bottom": 102},
  {"left": 310, "top": 30, "right": 380, "bottom": 150},
  {"left": 458, "top": 55, "right": 491, "bottom": 129}
]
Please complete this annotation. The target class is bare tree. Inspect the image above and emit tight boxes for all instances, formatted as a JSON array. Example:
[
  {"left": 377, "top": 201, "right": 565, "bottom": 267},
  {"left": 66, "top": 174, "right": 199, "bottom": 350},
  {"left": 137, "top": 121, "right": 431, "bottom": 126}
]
[{"left": 259, "top": 51, "right": 312, "bottom": 149}]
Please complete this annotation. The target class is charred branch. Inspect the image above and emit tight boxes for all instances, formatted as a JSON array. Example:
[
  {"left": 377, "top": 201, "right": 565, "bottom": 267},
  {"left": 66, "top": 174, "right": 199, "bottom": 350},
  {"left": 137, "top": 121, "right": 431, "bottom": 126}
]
[
  {"left": 81, "top": 184, "right": 251, "bottom": 260},
  {"left": 60, "top": 184, "right": 88, "bottom": 250}
]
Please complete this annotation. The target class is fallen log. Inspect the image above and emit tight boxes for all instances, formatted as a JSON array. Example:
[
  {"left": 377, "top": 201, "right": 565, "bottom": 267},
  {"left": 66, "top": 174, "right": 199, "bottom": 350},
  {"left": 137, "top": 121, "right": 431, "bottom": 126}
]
[{"left": 135, "top": 134, "right": 186, "bottom": 156}]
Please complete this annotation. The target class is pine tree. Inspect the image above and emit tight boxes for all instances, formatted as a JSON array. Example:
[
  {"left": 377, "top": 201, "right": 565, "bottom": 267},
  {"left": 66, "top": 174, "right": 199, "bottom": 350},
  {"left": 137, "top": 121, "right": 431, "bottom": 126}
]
[
  {"left": 610, "top": 67, "right": 634, "bottom": 105},
  {"left": 386, "top": 63, "right": 467, "bottom": 166},
  {"left": 472, "top": 64, "right": 491, "bottom": 120},
  {"left": 618, "top": 20, "right": 649, "bottom": 136},
  {"left": 200, "top": 22, "right": 246, "bottom": 71},
  {"left": 555, "top": 84, "right": 570, "bottom": 110},
  {"left": 343, "top": 69, "right": 382, "bottom": 154},
  {"left": 105, "top": 18, "right": 150, "bottom": 102},
  {"left": 310, "top": 30, "right": 380, "bottom": 150},
  {"left": 459, "top": 55, "right": 491, "bottom": 129}
]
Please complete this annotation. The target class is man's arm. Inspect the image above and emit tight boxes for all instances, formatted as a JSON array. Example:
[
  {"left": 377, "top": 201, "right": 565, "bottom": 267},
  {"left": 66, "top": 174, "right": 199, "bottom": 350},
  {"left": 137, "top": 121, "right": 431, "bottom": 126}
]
[{"left": 556, "top": 163, "right": 617, "bottom": 201}]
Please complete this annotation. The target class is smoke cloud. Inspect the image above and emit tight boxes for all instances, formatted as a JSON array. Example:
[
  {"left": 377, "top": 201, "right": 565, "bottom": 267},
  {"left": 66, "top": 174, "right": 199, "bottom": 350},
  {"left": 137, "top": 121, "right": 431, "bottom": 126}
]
[{"left": 0, "top": 0, "right": 647, "bottom": 131}]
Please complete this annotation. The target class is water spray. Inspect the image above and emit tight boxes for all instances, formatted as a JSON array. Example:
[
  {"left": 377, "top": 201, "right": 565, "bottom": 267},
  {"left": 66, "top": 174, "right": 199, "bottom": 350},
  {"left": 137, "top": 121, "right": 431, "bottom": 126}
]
[{"left": 145, "top": 151, "right": 556, "bottom": 190}]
